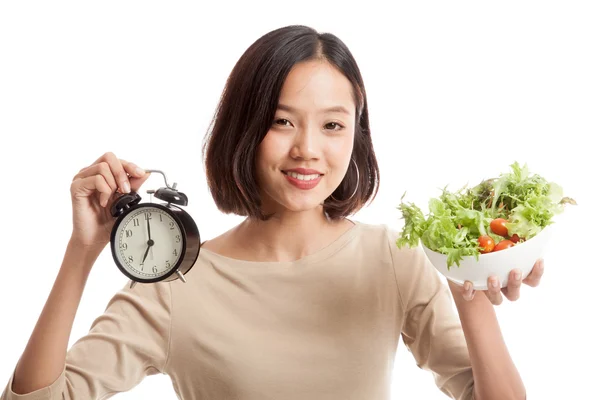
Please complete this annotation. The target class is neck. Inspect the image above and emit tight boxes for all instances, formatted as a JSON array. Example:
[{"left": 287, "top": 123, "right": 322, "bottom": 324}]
[{"left": 235, "top": 206, "right": 346, "bottom": 262}]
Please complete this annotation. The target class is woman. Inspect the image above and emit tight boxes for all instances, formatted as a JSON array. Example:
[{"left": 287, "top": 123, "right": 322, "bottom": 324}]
[{"left": 1, "top": 25, "right": 542, "bottom": 400}]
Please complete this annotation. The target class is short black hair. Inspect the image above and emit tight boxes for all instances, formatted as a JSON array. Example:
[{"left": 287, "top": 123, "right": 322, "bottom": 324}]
[{"left": 202, "top": 25, "right": 380, "bottom": 220}]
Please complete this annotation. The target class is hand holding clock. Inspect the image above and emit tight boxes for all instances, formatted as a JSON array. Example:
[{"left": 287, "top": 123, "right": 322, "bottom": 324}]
[
  {"left": 70, "top": 151, "right": 200, "bottom": 283},
  {"left": 70, "top": 152, "right": 150, "bottom": 249}
]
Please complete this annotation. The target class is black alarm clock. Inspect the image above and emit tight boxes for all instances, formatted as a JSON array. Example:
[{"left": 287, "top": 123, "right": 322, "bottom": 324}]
[{"left": 109, "top": 169, "right": 200, "bottom": 288}]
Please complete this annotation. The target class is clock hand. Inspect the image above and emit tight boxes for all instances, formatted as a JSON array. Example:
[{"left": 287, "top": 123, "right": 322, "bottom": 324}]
[
  {"left": 144, "top": 214, "right": 154, "bottom": 263},
  {"left": 141, "top": 245, "right": 150, "bottom": 265},
  {"left": 147, "top": 215, "right": 152, "bottom": 241}
]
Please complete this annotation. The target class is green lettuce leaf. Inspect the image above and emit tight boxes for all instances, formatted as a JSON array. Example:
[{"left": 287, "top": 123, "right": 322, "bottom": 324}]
[{"left": 396, "top": 162, "right": 576, "bottom": 268}]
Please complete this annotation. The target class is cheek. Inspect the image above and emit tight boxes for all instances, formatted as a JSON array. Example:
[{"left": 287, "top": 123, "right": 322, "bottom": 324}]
[
  {"left": 256, "top": 131, "right": 286, "bottom": 183},
  {"left": 327, "top": 132, "right": 355, "bottom": 167},
  {"left": 256, "top": 133, "right": 273, "bottom": 168},
  {"left": 257, "top": 130, "right": 287, "bottom": 164}
]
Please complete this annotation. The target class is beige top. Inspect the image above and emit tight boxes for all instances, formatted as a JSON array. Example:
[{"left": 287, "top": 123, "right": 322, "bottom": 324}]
[{"left": 1, "top": 221, "right": 474, "bottom": 400}]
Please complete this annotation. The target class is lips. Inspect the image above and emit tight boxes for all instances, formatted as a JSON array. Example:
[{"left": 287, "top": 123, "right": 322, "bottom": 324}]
[
  {"left": 280, "top": 168, "right": 323, "bottom": 190},
  {"left": 282, "top": 168, "right": 323, "bottom": 175}
]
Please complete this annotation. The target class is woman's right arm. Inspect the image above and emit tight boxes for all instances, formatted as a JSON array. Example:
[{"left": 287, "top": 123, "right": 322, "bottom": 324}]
[
  {"left": 10, "top": 239, "right": 103, "bottom": 394},
  {"left": 1, "top": 152, "right": 171, "bottom": 400}
]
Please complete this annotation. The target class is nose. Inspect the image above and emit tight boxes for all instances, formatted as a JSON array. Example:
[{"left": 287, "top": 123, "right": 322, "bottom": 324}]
[{"left": 289, "top": 127, "right": 320, "bottom": 161}]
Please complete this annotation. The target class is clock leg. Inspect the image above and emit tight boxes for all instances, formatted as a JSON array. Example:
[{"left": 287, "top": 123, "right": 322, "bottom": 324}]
[
  {"left": 130, "top": 280, "right": 137, "bottom": 289},
  {"left": 176, "top": 270, "right": 187, "bottom": 283}
]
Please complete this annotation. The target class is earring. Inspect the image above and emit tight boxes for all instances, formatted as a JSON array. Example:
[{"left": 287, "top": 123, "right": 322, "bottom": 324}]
[{"left": 330, "top": 158, "right": 360, "bottom": 201}]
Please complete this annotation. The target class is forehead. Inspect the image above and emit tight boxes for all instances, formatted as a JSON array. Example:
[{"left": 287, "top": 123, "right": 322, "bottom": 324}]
[{"left": 278, "top": 60, "right": 355, "bottom": 115}]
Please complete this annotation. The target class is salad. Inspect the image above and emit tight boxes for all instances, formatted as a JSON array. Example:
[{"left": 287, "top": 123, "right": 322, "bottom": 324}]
[{"left": 396, "top": 162, "right": 576, "bottom": 268}]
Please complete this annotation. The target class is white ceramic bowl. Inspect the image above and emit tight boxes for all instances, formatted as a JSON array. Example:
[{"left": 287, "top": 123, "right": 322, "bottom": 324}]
[{"left": 422, "top": 224, "right": 554, "bottom": 290}]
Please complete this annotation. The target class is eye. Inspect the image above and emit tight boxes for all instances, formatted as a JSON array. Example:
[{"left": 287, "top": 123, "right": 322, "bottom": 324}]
[
  {"left": 274, "top": 118, "right": 292, "bottom": 127},
  {"left": 324, "top": 122, "right": 344, "bottom": 131}
]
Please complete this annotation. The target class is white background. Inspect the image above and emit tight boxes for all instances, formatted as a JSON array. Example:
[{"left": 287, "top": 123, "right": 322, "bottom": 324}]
[{"left": 1, "top": 1, "right": 598, "bottom": 399}]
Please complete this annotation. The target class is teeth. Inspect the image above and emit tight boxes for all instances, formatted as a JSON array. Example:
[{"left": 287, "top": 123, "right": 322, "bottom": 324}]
[{"left": 285, "top": 171, "right": 320, "bottom": 181}]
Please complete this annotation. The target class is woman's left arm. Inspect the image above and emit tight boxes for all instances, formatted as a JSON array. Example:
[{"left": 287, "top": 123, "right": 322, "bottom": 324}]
[{"left": 448, "top": 259, "right": 545, "bottom": 400}]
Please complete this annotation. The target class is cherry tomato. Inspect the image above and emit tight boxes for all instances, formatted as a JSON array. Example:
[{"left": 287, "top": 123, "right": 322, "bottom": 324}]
[
  {"left": 490, "top": 218, "right": 509, "bottom": 237},
  {"left": 478, "top": 235, "right": 495, "bottom": 253},
  {"left": 493, "top": 239, "right": 515, "bottom": 252},
  {"left": 510, "top": 234, "right": 521, "bottom": 243}
]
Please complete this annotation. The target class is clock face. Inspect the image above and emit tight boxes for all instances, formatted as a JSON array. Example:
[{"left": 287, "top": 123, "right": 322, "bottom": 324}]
[{"left": 113, "top": 205, "right": 184, "bottom": 280}]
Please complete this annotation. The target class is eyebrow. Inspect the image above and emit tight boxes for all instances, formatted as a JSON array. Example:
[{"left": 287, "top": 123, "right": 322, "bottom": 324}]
[{"left": 276, "top": 103, "right": 351, "bottom": 115}]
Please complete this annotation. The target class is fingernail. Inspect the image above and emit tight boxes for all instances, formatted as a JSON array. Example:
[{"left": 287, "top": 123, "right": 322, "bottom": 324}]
[
  {"left": 540, "top": 259, "right": 545, "bottom": 271},
  {"left": 515, "top": 270, "right": 522, "bottom": 280},
  {"left": 491, "top": 278, "right": 499, "bottom": 288},
  {"left": 122, "top": 180, "right": 131, "bottom": 193},
  {"left": 135, "top": 167, "right": 146, "bottom": 176},
  {"left": 463, "top": 282, "right": 472, "bottom": 300}
]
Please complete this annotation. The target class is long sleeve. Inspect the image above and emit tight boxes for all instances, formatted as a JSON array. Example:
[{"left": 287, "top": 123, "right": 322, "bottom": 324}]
[
  {"left": 388, "top": 227, "right": 475, "bottom": 400},
  {"left": 1, "top": 280, "right": 172, "bottom": 400}
]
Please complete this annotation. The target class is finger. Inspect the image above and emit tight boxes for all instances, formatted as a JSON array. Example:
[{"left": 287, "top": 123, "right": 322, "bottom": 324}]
[
  {"left": 501, "top": 269, "right": 522, "bottom": 301},
  {"left": 119, "top": 158, "right": 146, "bottom": 177},
  {"left": 462, "top": 281, "right": 475, "bottom": 301},
  {"left": 485, "top": 276, "right": 503, "bottom": 305},
  {"left": 102, "top": 152, "right": 132, "bottom": 194},
  {"left": 523, "top": 259, "right": 544, "bottom": 287},
  {"left": 94, "top": 175, "right": 114, "bottom": 208},
  {"left": 88, "top": 151, "right": 117, "bottom": 168},
  {"left": 119, "top": 159, "right": 150, "bottom": 191},
  {"left": 82, "top": 152, "right": 131, "bottom": 194},
  {"left": 73, "top": 162, "right": 119, "bottom": 195},
  {"left": 71, "top": 174, "right": 113, "bottom": 207}
]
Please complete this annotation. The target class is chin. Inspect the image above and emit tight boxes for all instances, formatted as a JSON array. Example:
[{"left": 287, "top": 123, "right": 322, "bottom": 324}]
[
  {"left": 260, "top": 182, "right": 329, "bottom": 214},
  {"left": 281, "top": 198, "right": 324, "bottom": 212},
  {"left": 265, "top": 194, "right": 325, "bottom": 214},
  {"left": 288, "top": 203, "right": 323, "bottom": 213}
]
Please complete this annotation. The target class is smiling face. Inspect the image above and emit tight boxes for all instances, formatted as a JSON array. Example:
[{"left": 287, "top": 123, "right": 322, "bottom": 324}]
[{"left": 255, "top": 60, "right": 356, "bottom": 215}]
